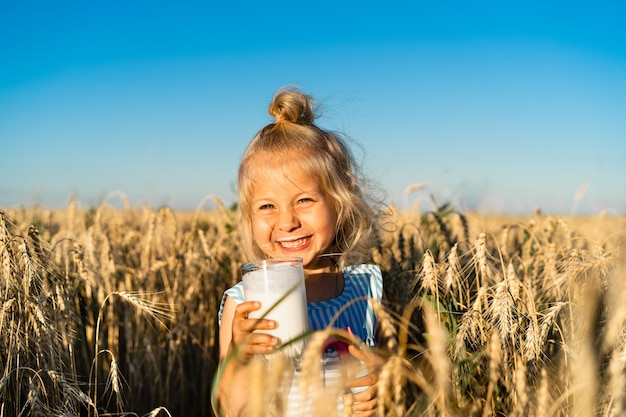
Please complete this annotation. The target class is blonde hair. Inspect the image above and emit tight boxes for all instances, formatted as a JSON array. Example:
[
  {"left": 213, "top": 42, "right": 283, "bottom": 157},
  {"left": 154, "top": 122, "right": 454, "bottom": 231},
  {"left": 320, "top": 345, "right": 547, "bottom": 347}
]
[{"left": 238, "top": 87, "right": 381, "bottom": 269}]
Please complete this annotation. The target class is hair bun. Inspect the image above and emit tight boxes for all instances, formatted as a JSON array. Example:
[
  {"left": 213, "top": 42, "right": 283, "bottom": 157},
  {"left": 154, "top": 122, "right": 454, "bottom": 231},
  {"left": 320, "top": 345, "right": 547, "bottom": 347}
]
[{"left": 268, "top": 88, "right": 316, "bottom": 125}]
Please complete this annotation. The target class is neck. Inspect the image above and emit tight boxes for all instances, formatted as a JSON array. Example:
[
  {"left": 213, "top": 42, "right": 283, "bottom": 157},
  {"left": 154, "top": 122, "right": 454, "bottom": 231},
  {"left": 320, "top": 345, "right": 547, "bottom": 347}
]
[
  {"left": 303, "top": 255, "right": 337, "bottom": 277},
  {"left": 304, "top": 270, "right": 344, "bottom": 303}
]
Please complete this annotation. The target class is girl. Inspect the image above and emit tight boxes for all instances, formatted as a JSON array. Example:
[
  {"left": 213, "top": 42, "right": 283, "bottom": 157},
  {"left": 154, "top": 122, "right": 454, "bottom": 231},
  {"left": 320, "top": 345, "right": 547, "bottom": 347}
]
[{"left": 217, "top": 87, "right": 384, "bottom": 417}]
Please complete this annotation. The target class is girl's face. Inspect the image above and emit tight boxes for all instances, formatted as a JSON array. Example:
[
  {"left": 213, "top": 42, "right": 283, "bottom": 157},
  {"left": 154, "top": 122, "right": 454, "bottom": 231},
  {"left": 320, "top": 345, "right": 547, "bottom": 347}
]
[{"left": 249, "top": 160, "right": 338, "bottom": 274}]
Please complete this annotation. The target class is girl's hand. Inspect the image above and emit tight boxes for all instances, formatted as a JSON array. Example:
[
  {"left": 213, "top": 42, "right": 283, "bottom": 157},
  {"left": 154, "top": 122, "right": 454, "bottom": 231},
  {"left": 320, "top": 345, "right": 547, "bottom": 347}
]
[
  {"left": 344, "top": 344, "right": 384, "bottom": 416},
  {"left": 230, "top": 301, "right": 279, "bottom": 359}
]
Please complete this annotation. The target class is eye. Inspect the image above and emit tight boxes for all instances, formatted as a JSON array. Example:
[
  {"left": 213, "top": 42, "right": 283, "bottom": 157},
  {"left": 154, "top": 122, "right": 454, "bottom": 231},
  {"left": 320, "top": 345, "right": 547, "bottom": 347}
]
[
  {"left": 296, "top": 198, "right": 314, "bottom": 205},
  {"left": 258, "top": 203, "right": 275, "bottom": 210}
]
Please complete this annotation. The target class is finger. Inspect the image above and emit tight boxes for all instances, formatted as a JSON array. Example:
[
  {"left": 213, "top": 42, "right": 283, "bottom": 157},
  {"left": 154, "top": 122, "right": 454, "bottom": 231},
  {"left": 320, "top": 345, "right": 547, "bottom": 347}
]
[
  {"left": 234, "top": 301, "right": 262, "bottom": 318},
  {"left": 235, "top": 332, "right": 280, "bottom": 356},
  {"left": 245, "top": 335, "right": 279, "bottom": 354},
  {"left": 350, "top": 397, "right": 377, "bottom": 416},
  {"left": 248, "top": 332, "right": 280, "bottom": 348},
  {"left": 348, "top": 344, "right": 384, "bottom": 372},
  {"left": 348, "top": 343, "right": 382, "bottom": 363},
  {"left": 233, "top": 319, "right": 278, "bottom": 348},
  {"left": 351, "top": 384, "right": 377, "bottom": 402},
  {"left": 234, "top": 302, "right": 278, "bottom": 333},
  {"left": 347, "top": 373, "right": 377, "bottom": 389},
  {"left": 237, "top": 317, "right": 277, "bottom": 334}
]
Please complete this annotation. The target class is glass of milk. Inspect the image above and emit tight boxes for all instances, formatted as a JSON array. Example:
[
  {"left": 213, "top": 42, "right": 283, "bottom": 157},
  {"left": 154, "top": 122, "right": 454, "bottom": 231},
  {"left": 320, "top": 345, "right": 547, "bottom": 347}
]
[{"left": 241, "top": 257, "right": 309, "bottom": 365}]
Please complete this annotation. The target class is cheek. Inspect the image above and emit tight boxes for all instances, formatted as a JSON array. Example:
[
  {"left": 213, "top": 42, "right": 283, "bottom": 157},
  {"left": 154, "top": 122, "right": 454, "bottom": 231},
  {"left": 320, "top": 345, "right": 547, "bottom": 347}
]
[
  {"left": 250, "top": 220, "right": 262, "bottom": 241},
  {"left": 322, "top": 210, "right": 339, "bottom": 234},
  {"left": 251, "top": 217, "right": 272, "bottom": 241}
]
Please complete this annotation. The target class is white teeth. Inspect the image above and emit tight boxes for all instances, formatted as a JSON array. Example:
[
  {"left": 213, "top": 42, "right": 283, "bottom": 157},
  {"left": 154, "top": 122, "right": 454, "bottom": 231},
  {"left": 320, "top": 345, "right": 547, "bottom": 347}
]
[{"left": 278, "top": 237, "right": 309, "bottom": 248}]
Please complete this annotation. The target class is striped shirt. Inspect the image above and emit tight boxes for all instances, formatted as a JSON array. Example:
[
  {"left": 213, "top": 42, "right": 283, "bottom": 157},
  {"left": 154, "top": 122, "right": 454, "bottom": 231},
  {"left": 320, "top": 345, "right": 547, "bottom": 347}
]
[{"left": 218, "top": 263, "right": 383, "bottom": 416}]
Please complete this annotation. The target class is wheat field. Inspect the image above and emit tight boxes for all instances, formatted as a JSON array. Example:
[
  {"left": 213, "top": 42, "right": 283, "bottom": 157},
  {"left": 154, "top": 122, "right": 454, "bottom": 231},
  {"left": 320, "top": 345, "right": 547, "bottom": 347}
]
[{"left": 0, "top": 199, "right": 624, "bottom": 417}]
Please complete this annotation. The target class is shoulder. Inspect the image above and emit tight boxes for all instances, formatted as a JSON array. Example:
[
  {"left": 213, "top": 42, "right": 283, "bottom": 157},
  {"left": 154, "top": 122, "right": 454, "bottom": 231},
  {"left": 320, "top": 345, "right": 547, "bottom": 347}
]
[
  {"left": 218, "top": 282, "right": 245, "bottom": 324},
  {"left": 342, "top": 264, "right": 383, "bottom": 301},
  {"left": 225, "top": 282, "right": 245, "bottom": 303},
  {"left": 343, "top": 263, "right": 382, "bottom": 281}
]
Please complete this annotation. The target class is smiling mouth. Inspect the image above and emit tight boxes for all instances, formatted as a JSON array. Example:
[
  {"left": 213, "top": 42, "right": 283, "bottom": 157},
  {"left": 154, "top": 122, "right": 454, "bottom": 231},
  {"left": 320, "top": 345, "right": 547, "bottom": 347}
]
[{"left": 277, "top": 235, "right": 311, "bottom": 249}]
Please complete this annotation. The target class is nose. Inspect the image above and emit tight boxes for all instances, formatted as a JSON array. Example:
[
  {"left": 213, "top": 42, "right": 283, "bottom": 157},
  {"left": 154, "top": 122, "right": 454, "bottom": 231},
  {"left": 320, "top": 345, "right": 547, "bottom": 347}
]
[{"left": 277, "top": 207, "right": 300, "bottom": 232}]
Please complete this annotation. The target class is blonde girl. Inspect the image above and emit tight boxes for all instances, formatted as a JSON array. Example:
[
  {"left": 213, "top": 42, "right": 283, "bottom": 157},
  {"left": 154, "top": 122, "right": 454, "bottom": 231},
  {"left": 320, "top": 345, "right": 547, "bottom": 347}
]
[{"left": 217, "top": 87, "right": 384, "bottom": 417}]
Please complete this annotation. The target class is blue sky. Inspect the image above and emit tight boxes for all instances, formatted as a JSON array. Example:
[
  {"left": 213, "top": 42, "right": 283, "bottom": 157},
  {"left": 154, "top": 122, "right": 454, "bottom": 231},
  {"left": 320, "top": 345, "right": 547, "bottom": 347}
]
[{"left": 1, "top": 1, "right": 625, "bottom": 215}]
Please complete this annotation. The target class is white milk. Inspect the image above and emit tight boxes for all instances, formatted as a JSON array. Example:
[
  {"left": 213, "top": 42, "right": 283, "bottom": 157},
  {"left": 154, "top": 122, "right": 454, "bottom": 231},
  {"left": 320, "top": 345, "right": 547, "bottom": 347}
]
[{"left": 242, "top": 259, "right": 309, "bottom": 359}]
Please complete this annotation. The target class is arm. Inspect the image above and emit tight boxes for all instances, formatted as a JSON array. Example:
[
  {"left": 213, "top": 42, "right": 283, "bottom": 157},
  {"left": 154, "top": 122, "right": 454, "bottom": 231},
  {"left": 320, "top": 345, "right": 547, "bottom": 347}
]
[{"left": 215, "top": 296, "right": 279, "bottom": 417}]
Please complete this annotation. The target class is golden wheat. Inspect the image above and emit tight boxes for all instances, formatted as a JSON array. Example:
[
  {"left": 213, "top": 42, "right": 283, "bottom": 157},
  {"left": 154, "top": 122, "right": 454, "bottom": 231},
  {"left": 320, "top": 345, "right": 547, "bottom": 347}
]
[{"left": 0, "top": 205, "right": 624, "bottom": 416}]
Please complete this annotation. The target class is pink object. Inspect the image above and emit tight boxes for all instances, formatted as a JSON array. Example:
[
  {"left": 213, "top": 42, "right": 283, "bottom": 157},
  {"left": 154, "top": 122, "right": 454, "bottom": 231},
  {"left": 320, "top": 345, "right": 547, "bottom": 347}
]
[{"left": 323, "top": 327, "right": 353, "bottom": 360}]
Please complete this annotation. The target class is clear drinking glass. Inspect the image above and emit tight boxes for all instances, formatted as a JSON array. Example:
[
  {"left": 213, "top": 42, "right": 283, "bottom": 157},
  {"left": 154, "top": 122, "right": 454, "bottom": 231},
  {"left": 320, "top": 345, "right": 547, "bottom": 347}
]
[{"left": 241, "top": 257, "right": 309, "bottom": 364}]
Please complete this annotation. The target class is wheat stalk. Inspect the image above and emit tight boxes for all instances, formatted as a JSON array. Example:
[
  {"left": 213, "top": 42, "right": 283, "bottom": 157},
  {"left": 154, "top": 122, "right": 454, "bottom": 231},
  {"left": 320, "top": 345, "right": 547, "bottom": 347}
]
[
  {"left": 377, "top": 355, "right": 406, "bottom": 417},
  {"left": 91, "top": 291, "right": 174, "bottom": 415},
  {"left": 489, "top": 263, "right": 520, "bottom": 348},
  {"left": 511, "top": 355, "right": 528, "bottom": 417},
  {"left": 145, "top": 406, "right": 174, "bottom": 417},
  {"left": 482, "top": 331, "right": 502, "bottom": 417},
  {"left": 299, "top": 328, "right": 333, "bottom": 416},
  {"left": 372, "top": 301, "right": 398, "bottom": 352},
  {"left": 423, "top": 303, "right": 451, "bottom": 415},
  {"left": 421, "top": 250, "right": 439, "bottom": 300}
]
